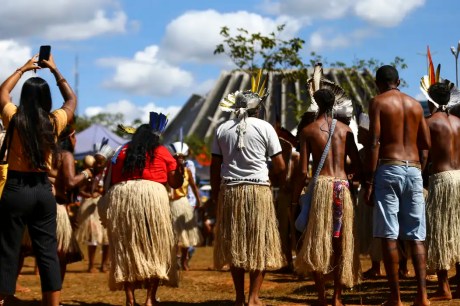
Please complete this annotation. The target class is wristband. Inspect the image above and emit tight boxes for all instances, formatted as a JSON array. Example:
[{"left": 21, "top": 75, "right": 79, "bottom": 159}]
[
  {"left": 15, "top": 69, "right": 23, "bottom": 76},
  {"left": 81, "top": 170, "right": 89, "bottom": 180}
]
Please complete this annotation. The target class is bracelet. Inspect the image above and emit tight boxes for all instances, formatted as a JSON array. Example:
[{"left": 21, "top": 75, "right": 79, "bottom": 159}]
[
  {"left": 15, "top": 68, "right": 23, "bottom": 76},
  {"left": 56, "top": 78, "right": 67, "bottom": 86},
  {"left": 81, "top": 170, "right": 89, "bottom": 180}
]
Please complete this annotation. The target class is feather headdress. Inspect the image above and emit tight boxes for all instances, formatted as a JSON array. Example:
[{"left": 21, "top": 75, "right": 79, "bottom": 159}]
[
  {"left": 116, "top": 112, "right": 169, "bottom": 136},
  {"left": 96, "top": 143, "right": 116, "bottom": 161},
  {"left": 219, "top": 69, "right": 269, "bottom": 149},
  {"left": 117, "top": 124, "right": 136, "bottom": 135},
  {"left": 420, "top": 46, "right": 460, "bottom": 112},
  {"left": 149, "top": 112, "right": 168, "bottom": 135},
  {"left": 306, "top": 63, "right": 353, "bottom": 119},
  {"left": 219, "top": 69, "right": 269, "bottom": 114}
]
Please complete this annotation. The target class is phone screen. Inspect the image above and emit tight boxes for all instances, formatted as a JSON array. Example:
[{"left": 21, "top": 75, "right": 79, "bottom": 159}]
[{"left": 38, "top": 45, "right": 51, "bottom": 67}]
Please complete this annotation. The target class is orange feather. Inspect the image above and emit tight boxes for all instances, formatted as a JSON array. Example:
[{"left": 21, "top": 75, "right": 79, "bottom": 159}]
[{"left": 427, "top": 46, "right": 435, "bottom": 85}]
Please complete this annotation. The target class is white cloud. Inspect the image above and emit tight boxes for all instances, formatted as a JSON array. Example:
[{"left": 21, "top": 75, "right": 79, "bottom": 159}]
[
  {"left": 43, "top": 10, "right": 127, "bottom": 41},
  {"left": 262, "top": 0, "right": 425, "bottom": 27},
  {"left": 160, "top": 9, "right": 302, "bottom": 64},
  {"left": 354, "top": 0, "right": 425, "bottom": 27},
  {"left": 309, "top": 28, "right": 374, "bottom": 51},
  {"left": 83, "top": 99, "right": 181, "bottom": 124},
  {"left": 0, "top": 40, "right": 34, "bottom": 102},
  {"left": 0, "top": 0, "right": 128, "bottom": 40},
  {"left": 100, "top": 45, "right": 194, "bottom": 97}
]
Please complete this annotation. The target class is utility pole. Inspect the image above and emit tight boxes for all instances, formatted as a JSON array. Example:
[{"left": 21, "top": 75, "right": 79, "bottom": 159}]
[
  {"left": 74, "top": 55, "right": 79, "bottom": 116},
  {"left": 450, "top": 41, "right": 460, "bottom": 87}
]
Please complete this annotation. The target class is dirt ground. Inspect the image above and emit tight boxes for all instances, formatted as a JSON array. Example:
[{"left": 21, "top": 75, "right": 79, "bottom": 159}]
[{"left": 9, "top": 246, "right": 460, "bottom": 306}]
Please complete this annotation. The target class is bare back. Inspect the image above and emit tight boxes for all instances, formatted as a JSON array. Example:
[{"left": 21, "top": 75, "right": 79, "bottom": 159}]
[
  {"left": 427, "top": 112, "right": 460, "bottom": 173},
  {"left": 301, "top": 115, "right": 359, "bottom": 180},
  {"left": 371, "top": 89, "right": 430, "bottom": 161}
]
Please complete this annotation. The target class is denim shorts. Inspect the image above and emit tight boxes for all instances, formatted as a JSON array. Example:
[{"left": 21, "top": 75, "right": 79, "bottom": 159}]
[{"left": 373, "top": 164, "right": 426, "bottom": 240}]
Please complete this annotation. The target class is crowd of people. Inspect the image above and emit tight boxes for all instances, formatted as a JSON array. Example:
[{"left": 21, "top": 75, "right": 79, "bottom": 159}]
[{"left": 1, "top": 51, "right": 460, "bottom": 306}]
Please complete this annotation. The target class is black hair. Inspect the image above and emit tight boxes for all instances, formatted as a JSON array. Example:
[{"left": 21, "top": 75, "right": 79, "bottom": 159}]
[
  {"left": 58, "top": 125, "right": 75, "bottom": 153},
  {"left": 122, "top": 124, "right": 161, "bottom": 176},
  {"left": 314, "top": 89, "right": 335, "bottom": 114},
  {"left": 376, "top": 65, "right": 399, "bottom": 84},
  {"left": 14, "top": 77, "right": 58, "bottom": 170},
  {"left": 428, "top": 82, "right": 451, "bottom": 106}
]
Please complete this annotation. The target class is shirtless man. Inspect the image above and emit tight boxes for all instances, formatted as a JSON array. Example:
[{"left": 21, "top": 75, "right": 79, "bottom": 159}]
[
  {"left": 49, "top": 126, "right": 92, "bottom": 281},
  {"left": 424, "top": 82, "right": 460, "bottom": 300},
  {"left": 293, "top": 89, "right": 360, "bottom": 306},
  {"left": 364, "top": 65, "right": 431, "bottom": 306}
]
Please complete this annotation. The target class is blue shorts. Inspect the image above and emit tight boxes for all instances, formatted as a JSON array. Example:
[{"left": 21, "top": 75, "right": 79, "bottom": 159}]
[{"left": 373, "top": 164, "right": 426, "bottom": 241}]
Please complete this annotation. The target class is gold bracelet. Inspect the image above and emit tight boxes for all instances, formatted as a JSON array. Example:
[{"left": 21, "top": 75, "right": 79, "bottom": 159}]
[
  {"left": 15, "top": 68, "right": 23, "bottom": 76},
  {"left": 56, "top": 78, "right": 67, "bottom": 86}
]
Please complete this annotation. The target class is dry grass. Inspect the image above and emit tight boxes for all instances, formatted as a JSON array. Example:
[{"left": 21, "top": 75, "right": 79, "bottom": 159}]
[{"left": 10, "top": 246, "right": 460, "bottom": 306}]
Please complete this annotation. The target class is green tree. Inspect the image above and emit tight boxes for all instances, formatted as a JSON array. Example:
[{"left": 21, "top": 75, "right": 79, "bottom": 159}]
[
  {"left": 214, "top": 25, "right": 306, "bottom": 74},
  {"left": 215, "top": 24, "right": 408, "bottom": 115}
]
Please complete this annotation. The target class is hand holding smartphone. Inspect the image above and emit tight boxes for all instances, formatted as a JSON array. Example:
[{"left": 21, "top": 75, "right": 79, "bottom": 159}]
[{"left": 38, "top": 45, "right": 51, "bottom": 68}]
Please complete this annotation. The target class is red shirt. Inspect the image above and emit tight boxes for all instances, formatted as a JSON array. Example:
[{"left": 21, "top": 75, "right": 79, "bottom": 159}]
[{"left": 111, "top": 144, "right": 177, "bottom": 185}]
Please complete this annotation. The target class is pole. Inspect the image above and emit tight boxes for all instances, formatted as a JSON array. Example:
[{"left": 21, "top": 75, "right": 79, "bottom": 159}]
[{"left": 456, "top": 56, "right": 458, "bottom": 87}]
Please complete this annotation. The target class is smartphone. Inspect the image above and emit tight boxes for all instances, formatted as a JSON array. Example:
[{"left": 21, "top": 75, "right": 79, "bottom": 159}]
[{"left": 38, "top": 45, "right": 51, "bottom": 67}]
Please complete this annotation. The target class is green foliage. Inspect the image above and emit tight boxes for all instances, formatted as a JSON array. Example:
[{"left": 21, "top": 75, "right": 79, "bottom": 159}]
[
  {"left": 215, "top": 24, "right": 409, "bottom": 117},
  {"left": 214, "top": 24, "right": 306, "bottom": 74}
]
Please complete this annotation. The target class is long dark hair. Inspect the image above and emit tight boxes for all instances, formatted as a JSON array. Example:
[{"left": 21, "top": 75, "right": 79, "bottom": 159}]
[
  {"left": 122, "top": 124, "right": 160, "bottom": 176},
  {"left": 14, "top": 77, "right": 58, "bottom": 170}
]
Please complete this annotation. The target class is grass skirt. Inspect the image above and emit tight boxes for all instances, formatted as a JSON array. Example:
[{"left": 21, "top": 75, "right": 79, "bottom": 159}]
[
  {"left": 295, "top": 176, "right": 356, "bottom": 287},
  {"left": 56, "top": 204, "right": 72, "bottom": 252},
  {"left": 214, "top": 184, "right": 285, "bottom": 271},
  {"left": 170, "top": 197, "right": 202, "bottom": 247},
  {"left": 76, "top": 196, "right": 108, "bottom": 245},
  {"left": 426, "top": 170, "right": 460, "bottom": 270},
  {"left": 100, "top": 180, "right": 175, "bottom": 291}
]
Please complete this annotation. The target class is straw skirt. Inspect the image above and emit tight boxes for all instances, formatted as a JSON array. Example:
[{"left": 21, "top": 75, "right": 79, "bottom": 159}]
[
  {"left": 100, "top": 180, "right": 175, "bottom": 291},
  {"left": 170, "top": 196, "right": 202, "bottom": 247},
  {"left": 76, "top": 196, "right": 108, "bottom": 245},
  {"left": 295, "top": 176, "right": 356, "bottom": 287},
  {"left": 213, "top": 184, "right": 284, "bottom": 271},
  {"left": 56, "top": 204, "right": 72, "bottom": 252},
  {"left": 426, "top": 170, "right": 460, "bottom": 270}
]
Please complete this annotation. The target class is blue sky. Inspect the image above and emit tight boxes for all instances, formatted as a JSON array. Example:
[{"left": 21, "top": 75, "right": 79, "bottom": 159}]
[{"left": 1, "top": 0, "right": 459, "bottom": 124}]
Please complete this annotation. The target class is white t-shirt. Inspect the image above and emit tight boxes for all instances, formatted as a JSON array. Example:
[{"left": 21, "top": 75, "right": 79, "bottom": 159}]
[{"left": 211, "top": 117, "right": 282, "bottom": 186}]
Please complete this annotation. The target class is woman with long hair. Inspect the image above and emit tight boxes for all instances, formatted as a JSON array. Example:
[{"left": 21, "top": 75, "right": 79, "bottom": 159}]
[
  {"left": 99, "top": 114, "right": 184, "bottom": 306},
  {"left": 0, "top": 54, "right": 76, "bottom": 306}
]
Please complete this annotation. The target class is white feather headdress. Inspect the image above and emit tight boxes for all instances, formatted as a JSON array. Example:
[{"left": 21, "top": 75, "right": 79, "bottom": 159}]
[
  {"left": 219, "top": 70, "right": 269, "bottom": 149},
  {"left": 306, "top": 63, "right": 353, "bottom": 119}
]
